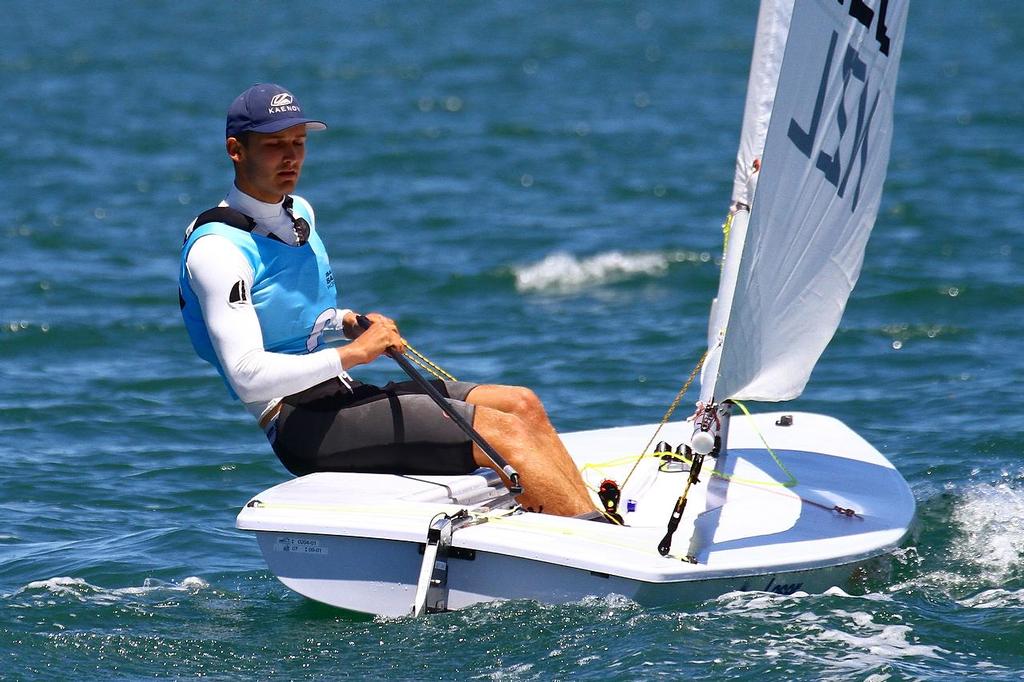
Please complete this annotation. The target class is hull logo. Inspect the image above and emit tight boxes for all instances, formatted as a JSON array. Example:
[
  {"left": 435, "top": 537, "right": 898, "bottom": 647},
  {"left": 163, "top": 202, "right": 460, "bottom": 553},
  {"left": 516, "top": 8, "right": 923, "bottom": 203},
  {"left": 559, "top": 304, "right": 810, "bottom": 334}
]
[{"left": 739, "top": 575, "right": 803, "bottom": 595}]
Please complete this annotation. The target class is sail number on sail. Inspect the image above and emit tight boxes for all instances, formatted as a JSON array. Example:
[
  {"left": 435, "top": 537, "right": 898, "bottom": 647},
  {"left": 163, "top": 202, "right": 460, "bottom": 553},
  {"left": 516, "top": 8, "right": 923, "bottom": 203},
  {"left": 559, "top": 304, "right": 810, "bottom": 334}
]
[
  {"left": 837, "top": 0, "right": 892, "bottom": 55},
  {"left": 787, "top": 0, "right": 895, "bottom": 212}
]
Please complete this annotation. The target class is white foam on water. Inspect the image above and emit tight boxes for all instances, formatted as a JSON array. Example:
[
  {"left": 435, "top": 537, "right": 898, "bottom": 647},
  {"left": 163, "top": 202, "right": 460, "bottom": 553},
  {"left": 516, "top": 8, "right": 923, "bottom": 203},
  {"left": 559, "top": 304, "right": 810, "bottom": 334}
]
[
  {"left": 707, "top": 591, "right": 944, "bottom": 676},
  {"left": 819, "top": 610, "right": 944, "bottom": 661},
  {"left": 12, "top": 575, "right": 210, "bottom": 605},
  {"left": 716, "top": 590, "right": 798, "bottom": 611},
  {"left": 950, "top": 482, "right": 1024, "bottom": 584},
  {"left": 513, "top": 249, "right": 708, "bottom": 293},
  {"left": 713, "top": 588, "right": 892, "bottom": 613},
  {"left": 178, "top": 575, "right": 208, "bottom": 589},
  {"left": 795, "top": 610, "right": 945, "bottom": 679},
  {"left": 957, "top": 588, "right": 1024, "bottom": 609},
  {"left": 483, "top": 662, "right": 535, "bottom": 680}
]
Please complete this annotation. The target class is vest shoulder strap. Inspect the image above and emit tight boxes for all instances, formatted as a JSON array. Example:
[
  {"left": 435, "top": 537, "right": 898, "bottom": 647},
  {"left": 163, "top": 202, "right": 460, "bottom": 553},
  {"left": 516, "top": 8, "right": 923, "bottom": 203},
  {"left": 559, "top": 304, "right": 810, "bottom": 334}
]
[
  {"left": 179, "top": 206, "right": 259, "bottom": 309},
  {"left": 195, "top": 206, "right": 256, "bottom": 231},
  {"left": 183, "top": 206, "right": 256, "bottom": 243}
]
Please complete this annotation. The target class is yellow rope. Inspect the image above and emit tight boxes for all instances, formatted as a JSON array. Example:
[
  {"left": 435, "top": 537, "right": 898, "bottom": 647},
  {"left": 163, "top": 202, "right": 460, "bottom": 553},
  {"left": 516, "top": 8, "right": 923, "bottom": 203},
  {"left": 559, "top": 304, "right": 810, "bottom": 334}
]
[
  {"left": 399, "top": 338, "right": 458, "bottom": 382},
  {"left": 609, "top": 211, "right": 729, "bottom": 504},
  {"left": 247, "top": 499, "right": 450, "bottom": 518},
  {"left": 585, "top": 447, "right": 795, "bottom": 490},
  {"left": 484, "top": 511, "right": 685, "bottom": 558},
  {"left": 580, "top": 404, "right": 798, "bottom": 490},
  {"left": 579, "top": 398, "right": 799, "bottom": 492},
  {"left": 619, "top": 350, "right": 708, "bottom": 490},
  {"left": 721, "top": 211, "right": 734, "bottom": 262},
  {"left": 395, "top": 335, "right": 797, "bottom": 492},
  {"left": 729, "top": 400, "right": 797, "bottom": 487},
  {"left": 579, "top": 452, "right": 666, "bottom": 497}
]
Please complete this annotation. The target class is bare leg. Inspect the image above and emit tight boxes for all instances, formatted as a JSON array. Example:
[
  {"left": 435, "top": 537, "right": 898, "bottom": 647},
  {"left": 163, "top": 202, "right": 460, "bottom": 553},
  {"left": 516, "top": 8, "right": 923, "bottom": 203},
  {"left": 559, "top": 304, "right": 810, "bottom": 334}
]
[{"left": 467, "top": 385, "right": 597, "bottom": 515}]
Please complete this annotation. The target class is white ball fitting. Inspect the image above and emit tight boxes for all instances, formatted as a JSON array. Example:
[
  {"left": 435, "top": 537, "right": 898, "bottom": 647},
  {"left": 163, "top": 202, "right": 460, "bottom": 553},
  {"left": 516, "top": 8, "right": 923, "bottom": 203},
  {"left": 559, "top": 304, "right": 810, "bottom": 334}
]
[{"left": 691, "top": 431, "right": 715, "bottom": 456}]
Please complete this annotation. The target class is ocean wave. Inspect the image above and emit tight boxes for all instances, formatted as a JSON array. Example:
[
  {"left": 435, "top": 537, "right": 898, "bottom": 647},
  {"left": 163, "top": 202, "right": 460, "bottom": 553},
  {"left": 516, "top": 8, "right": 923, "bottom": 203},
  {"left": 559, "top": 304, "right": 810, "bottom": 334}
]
[
  {"left": 957, "top": 588, "right": 1024, "bottom": 609},
  {"left": 513, "top": 249, "right": 710, "bottom": 293},
  {"left": 8, "top": 575, "right": 209, "bottom": 606},
  {"left": 708, "top": 592, "right": 946, "bottom": 676},
  {"left": 817, "top": 609, "right": 946, "bottom": 661}
]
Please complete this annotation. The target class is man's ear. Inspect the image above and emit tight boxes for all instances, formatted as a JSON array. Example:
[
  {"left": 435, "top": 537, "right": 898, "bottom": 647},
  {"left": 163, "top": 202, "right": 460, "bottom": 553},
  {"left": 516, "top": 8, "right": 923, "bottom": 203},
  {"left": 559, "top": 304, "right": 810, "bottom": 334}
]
[{"left": 226, "top": 136, "right": 244, "bottom": 162}]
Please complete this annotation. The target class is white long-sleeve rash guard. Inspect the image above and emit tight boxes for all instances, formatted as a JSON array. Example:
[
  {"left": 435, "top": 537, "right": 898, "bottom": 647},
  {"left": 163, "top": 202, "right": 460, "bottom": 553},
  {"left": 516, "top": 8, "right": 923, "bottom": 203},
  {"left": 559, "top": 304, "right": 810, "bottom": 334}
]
[{"left": 185, "top": 186, "right": 351, "bottom": 422}]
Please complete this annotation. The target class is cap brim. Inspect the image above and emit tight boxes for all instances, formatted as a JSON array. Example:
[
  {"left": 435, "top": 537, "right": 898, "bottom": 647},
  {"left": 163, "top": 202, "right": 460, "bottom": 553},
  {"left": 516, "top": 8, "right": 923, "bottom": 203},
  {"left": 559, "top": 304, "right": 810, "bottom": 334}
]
[{"left": 246, "top": 118, "right": 327, "bottom": 134}]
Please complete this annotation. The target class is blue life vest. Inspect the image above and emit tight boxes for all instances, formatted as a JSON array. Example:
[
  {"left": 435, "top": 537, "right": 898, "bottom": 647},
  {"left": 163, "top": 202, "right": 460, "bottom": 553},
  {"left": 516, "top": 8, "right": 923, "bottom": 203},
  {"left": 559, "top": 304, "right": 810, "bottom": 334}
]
[{"left": 178, "top": 195, "right": 337, "bottom": 398}]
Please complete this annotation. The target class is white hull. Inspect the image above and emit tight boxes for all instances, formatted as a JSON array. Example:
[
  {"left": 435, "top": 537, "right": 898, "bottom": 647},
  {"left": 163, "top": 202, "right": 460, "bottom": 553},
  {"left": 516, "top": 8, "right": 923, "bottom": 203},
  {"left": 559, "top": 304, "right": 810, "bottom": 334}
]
[
  {"left": 259, "top": 533, "right": 881, "bottom": 617},
  {"left": 237, "top": 411, "right": 915, "bottom": 617}
]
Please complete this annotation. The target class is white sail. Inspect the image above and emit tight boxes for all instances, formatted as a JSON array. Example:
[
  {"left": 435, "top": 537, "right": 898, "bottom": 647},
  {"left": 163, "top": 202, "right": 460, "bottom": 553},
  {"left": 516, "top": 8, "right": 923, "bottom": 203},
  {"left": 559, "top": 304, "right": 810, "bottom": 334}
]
[
  {"left": 731, "top": 0, "right": 794, "bottom": 210},
  {"left": 707, "top": 0, "right": 909, "bottom": 403},
  {"left": 703, "top": 0, "right": 794, "bottom": 403}
]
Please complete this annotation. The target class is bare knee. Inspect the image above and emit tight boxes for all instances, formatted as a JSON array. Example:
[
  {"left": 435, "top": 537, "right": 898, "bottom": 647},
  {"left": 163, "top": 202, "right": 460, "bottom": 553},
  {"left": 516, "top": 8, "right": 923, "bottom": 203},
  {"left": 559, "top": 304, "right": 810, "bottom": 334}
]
[
  {"left": 503, "top": 386, "right": 548, "bottom": 424},
  {"left": 472, "top": 406, "right": 591, "bottom": 516},
  {"left": 466, "top": 384, "right": 550, "bottom": 425},
  {"left": 472, "top": 406, "right": 531, "bottom": 455}
]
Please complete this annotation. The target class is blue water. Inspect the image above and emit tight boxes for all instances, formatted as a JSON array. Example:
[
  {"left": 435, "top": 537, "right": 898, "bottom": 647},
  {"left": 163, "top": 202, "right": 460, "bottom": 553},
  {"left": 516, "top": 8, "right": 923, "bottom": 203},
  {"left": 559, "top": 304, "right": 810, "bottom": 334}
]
[{"left": 2, "top": 1, "right": 1023, "bottom": 679}]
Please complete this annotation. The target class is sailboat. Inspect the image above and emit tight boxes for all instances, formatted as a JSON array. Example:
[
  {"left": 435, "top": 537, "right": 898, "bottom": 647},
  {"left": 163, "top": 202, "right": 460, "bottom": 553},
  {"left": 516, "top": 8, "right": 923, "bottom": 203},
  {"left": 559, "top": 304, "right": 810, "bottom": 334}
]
[{"left": 236, "top": 0, "right": 915, "bottom": 617}]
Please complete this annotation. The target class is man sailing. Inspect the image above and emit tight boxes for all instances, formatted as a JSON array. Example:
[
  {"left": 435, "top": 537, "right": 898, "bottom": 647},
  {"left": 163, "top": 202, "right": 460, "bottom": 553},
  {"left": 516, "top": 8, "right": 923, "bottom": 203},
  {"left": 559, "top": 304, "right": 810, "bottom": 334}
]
[{"left": 179, "top": 83, "right": 600, "bottom": 518}]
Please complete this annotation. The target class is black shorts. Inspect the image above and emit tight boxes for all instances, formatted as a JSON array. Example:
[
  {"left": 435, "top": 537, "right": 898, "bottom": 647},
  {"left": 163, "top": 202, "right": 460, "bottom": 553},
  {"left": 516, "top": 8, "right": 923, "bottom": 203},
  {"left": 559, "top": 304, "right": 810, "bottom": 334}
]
[{"left": 269, "top": 377, "right": 479, "bottom": 477}]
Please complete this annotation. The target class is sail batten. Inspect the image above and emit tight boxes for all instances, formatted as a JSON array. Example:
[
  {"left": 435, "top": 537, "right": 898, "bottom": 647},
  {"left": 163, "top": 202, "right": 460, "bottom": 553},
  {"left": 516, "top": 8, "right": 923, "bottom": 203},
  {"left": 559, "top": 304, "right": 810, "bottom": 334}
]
[{"left": 705, "top": 0, "right": 909, "bottom": 404}]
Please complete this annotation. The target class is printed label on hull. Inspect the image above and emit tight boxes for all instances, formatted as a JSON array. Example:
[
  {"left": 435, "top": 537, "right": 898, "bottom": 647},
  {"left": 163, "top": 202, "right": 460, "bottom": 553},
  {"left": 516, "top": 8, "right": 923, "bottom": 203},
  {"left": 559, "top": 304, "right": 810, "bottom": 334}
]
[{"left": 273, "top": 536, "right": 328, "bottom": 556}]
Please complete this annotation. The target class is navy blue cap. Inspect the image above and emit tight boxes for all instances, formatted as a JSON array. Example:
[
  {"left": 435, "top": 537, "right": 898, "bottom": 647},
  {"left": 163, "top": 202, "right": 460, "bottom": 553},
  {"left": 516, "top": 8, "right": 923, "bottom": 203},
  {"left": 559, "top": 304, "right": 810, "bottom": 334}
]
[{"left": 225, "top": 83, "right": 327, "bottom": 139}]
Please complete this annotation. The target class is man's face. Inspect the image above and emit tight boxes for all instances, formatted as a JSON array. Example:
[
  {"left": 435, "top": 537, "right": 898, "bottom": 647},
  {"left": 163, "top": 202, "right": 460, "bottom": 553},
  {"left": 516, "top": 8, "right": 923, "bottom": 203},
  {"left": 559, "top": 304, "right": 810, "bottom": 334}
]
[{"left": 228, "top": 125, "right": 308, "bottom": 202}]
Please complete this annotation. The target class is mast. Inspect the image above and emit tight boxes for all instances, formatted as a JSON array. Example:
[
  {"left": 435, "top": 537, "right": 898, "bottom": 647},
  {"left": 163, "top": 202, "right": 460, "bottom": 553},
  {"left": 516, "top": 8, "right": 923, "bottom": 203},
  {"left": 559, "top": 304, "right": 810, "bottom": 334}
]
[{"left": 695, "top": 0, "right": 793, "bottom": 455}]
